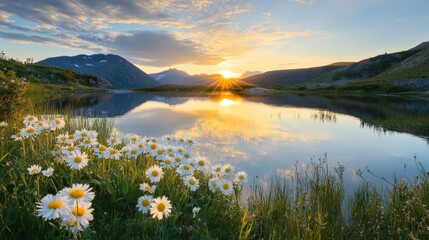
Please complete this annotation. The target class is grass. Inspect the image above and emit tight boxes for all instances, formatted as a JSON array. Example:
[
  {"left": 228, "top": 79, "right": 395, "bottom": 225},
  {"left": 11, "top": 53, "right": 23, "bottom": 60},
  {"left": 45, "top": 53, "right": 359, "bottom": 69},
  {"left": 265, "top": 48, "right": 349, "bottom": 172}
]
[{"left": 1, "top": 107, "right": 429, "bottom": 239}]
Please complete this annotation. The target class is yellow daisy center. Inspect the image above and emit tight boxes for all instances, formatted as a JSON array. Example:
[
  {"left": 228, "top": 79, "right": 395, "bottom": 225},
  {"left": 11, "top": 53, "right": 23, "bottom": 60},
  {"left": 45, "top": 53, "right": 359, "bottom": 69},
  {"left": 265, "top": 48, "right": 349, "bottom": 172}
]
[
  {"left": 157, "top": 149, "right": 164, "bottom": 155},
  {"left": 152, "top": 170, "right": 159, "bottom": 177},
  {"left": 27, "top": 127, "right": 35, "bottom": 133},
  {"left": 31, "top": 168, "right": 39, "bottom": 173},
  {"left": 198, "top": 160, "right": 205, "bottom": 166},
  {"left": 188, "top": 140, "right": 193, "bottom": 144},
  {"left": 225, "top": 168, "right": 231, "bottom": 173},
  {"left": 178, "top": 148, "right": 183, "bottom": 153},
  {"left": 16, "top": 132, "right": 22, "bottom": 137},
  {"left": 151, "top": 144, "right": 157, "bottom": 150},
  {"left": 74, "top": 156, "right": 83, "bottom": 163},
  {"left": 67, "top": 146, "right": 74, "bottom": 151},
  {"left": 216, "top": 167, "right": 221, "bottom": 172},
  {"left": 142, "top": 199, "right": 150, "bottom": 207},
  {"left": 28, "top": 116, "right": 35, "bottom": 121},
  {"left": 84, "top": 139, "right": 91, "bottom": 144},
  {"left": 131, "top": 137, "right": 137, "bottom": 142},
  {"left": 72, "top": 207, "right": 86, "bottom": 217},
  {"left": 184, "top": 153, "right": 190, "bottom": 158},
  {"left": 54, "top": 146, "right": 60, "bottom": 151},
  {"left": 223, "top": 183, "right": 230, "bottom": 190},
  {"left": 61, "top": 136, "right": 67, "bottom": 141},
  {"left": 145, "top": 186, "right": 152, "bottom": 191},
  {"left": 55, "top": 119, "right": 61, "bottom": 124},
  {"left": 38, "top": 122, "right": 44, "bottom": 126},
  {"left": 189, "top": 178, "right": 196, "bottom": 185},
  {"left": 239, "top": 174, "right": 245, "bottom": 179},
  {"left": 110, "top": 149, "right": 118, "bottom": 155},
  {"left": 190, "top": 162, "right": 195, "bottom": 167},
  {"left": 69, "top": 135, "right": 74, "bottom": 140},
  {"left": 99, "top": 145, "right": 107, "bottom": 151},
  {"left": 131, "top": 149, "right": 137, "bottom": 154},
  {"left": 48, "top": 200, "right": 63, "bottom": 209},
  {"left": 138, "top": 144, "right": 143, "bottom": 148},
  {"left": 69, "top": 189, "right": 85, "bottom": 199},
  {"left": 151, "top": 139, "right": 156, "bottom": 142},
  {"left": 179, "top": 138, "right": 184, "bottom": 142},
  {"left": 184, "top": 165, "right": 191, "bottom": 170},
  {"left": 81, "top": 132, "right": 88, "bottom": 137},
  {"left": 165, "top": 159, "right": 172, "bottom": 164},
  {"left": 111, "top": 139, "right": 117, "bottom": 143},
  {"left": 157, "top": 203, "right": 166, "bottom": 212}
]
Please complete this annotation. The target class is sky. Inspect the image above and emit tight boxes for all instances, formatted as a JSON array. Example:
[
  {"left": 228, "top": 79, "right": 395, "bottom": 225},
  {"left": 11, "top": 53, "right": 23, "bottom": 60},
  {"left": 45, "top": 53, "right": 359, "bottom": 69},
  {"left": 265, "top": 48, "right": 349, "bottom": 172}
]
[{"left": 0, "top": 0, "right": 428, "bottom": 76}]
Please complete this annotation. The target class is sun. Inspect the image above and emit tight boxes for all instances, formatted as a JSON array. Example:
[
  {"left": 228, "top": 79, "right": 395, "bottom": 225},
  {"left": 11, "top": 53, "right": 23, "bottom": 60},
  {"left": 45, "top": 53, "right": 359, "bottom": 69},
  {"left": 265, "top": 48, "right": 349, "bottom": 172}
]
[{"left": 220, "top": 70, "right": 239, "bottom": 79}]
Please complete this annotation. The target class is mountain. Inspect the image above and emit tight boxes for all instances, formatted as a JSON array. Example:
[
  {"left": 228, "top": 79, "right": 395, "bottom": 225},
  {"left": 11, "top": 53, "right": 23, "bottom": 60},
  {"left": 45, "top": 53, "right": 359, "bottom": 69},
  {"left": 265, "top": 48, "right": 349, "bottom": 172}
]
[
  {"left": 37, "top": 54, "right": 159, "bottom": 89},
  {"left": 150, "top": 68, "right": 224, "bottom": 86},
  {"left": 243, "top": 63, "right": 352, "bottom": 86},
  {"left": 243, "top": 41, "right": 429, "bottom": 90},
  {"left": 0, "top": 58, "right": 113, "bottom": 89},
  {"left": 150, "top": 68, "right": 190, "bottom": 85}
]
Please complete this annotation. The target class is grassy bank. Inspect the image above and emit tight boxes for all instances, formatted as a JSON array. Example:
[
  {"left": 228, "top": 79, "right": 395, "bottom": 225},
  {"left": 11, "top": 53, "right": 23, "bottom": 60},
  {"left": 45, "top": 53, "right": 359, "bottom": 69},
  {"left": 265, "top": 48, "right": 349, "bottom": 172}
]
[{"left": 1, "top": 111, "right": 429, "bottom": 239}]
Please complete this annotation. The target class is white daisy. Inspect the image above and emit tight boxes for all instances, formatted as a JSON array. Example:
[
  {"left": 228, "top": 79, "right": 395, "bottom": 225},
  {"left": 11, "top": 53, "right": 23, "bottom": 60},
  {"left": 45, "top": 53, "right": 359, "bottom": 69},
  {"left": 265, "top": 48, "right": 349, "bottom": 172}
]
[
  {"left": 235, "top": 171, "right": 248, "bottom": 183},
  {"left": 0, "top": 121, "right": 7, "bottom": 127},
  {"left": 66, "top": 150, "right": 89, "bottom": 170},
  {"left": 146, "top": 165, "right": 164, "bottom": 183},
  {"left": 184, "top": 175, "right": 200, "bottom": 191},
  {"left": 50, "top": 118, "right": 65, "bottom": 131},
  {"left": 150, "top": 196, "right": 172, "bottom": 220},
  {"left": 74, "top": 129, "right": 91, "bottom": 140},
  {"left": 27, "top": 165, "right": 42, "bottom": 175},
  {"left": 160, "top": 156, "right": 174, "bottom": 169},
  {"left": 209, "top": 177, "right": 219, "bottom": 193},
  {"left": 35, "top": 120, "right": 49, "bottom": 131},
  {"left": 59, "top": 183, "right": 95, "bottom": 205},
  {"left": 181, "top": 150, "right": 192, "bottom": 161},
  {"left": 56, "top": 133, "right": 69, "bottom": 144},
  {"left": 219, "top": 179, "right": 234, "bottom": 195},
  {"left": 37, "top": 194, "right": 69, "bottom": 220},
  {"left": 107, "top": 136, "right": 122, "bottom": 146},
  {"left": 176, "top": 163, "right": 194, "bottom": 176},
  {"left": 139, "top": 183, "right": 157, "bottom": 194},
  {"left": 23, "top": 115, "right": 38, "bottom": 126},
  {"left": 78, "top": 137, "right": 98, "bottom": 148},
  {"left": 194, "top": 156, "right": 208, "bottom": 170},
  {"left": 11, "top": 132, "right": 23, "bottom": 141},
  {"left": 105, "top": 147, "right": 121, "bottom": 160},
  {"left": 42, "top": 167, "right": 55, "bottom": 177},
  {"left": 222, "top": 164, "right": 234, "bottom": 176},
  {"left": 62, "top": 202, "right": 94, "bottom": 234},
  {"left": 192, "top": 207, "right": 201, "bottom": 218},
  {"left": 61, "top": 144, "right": 76, "bottom": 155},
  {"left": 93, "top": 144, "right": 108, "bottom": 158},
  {"left": 20, "top": 126, "right": 39, "bottom": 138},
  {"left": 136, "top": 195, "right": 153, "bottom": 213},
  {"left": 123, "top": 144, "right": 141, "bottom": 158}
]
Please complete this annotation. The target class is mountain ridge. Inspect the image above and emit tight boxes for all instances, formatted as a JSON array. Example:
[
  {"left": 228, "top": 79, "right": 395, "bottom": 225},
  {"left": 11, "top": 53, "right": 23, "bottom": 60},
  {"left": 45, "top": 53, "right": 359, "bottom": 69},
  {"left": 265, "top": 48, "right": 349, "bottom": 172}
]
[{"left": 37, "top": 54, "right": 159, "bottom": 89}]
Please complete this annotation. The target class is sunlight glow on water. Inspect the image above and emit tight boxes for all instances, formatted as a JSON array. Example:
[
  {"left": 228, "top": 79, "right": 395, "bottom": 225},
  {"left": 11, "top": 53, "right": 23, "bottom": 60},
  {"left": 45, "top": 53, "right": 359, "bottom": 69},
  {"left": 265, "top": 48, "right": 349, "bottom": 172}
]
[{"left": 89, "top": 92, "right": 429, "bottom": 189}]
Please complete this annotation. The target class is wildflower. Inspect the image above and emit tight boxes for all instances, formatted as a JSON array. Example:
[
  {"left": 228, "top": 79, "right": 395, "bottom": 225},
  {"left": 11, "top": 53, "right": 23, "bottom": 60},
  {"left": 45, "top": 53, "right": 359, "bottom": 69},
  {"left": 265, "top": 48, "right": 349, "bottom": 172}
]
[
  {"left": 107, "top": 135, "right": 122, "bottom": 146},
  {"left": 21, "top": 125, "right": 39, "bottom": 138},
  {"left": 209, "top": 177, "right": 219, "bottom": 193},
  {"left": 105, "top": 147, "right": 121, "bottom": 160},
  {"left": 61, "top": 144, "right": 76, "bottom": 155},
  {"left": 23, "top": 115, "right": 38, "bottom": 126},
  {"left": 181, "top": 150, "right": 192, "bottom": 161},
  {"left": 222, "top": 164, "right": 234, "bottom": 176},
  {"left": 139, "top": 183, "right": 157, "bottom": 194},
  {"left": 126, "top": 134, "right": 140, "bottom": 144},
  {"left": 27, "top": 165, "right": 42, "bottom": 175},
  {"left": 146, "top": 165, "right": 164, "bottom": 183},
  {"left": 75, "top": 129, "right": 91, "bottom": 140},
  {"left": 36, "top": 194, "right": 69, "bottom": 220},
  {"left": 56, "top": 133, "right": 69, "bottom": 144},
  {"left": 59, "top": 183, "right": 95, "bottom": 205},
  {"left": 62, "top": 202, "right": 94, "bottom": 234},
  {"left": 124, "top": 144, "right": 141, "bottom": 158},
  {"left": 235, "top": 171, "right": 248, "bottom": 183},
  {"left": 42, "top": 167, "right": 55, "bottom": 177},
  {"left": 136, "top": 195, "right": 153, "bottom": 213},
  {"left": 184, "top": 175, "right": 200, "bottom": 191},
  {"left": 194, "top": 156, "right": 207, "bottom": 170},
  {"left": 150, "top": 196, "right": 172, "bottom": 220},
  {"left": 78, "top": 137, "right": 98, "bottom": 148},
  {"left": 212, "top": 165, "right": 223, "bottom": 175},
  {"left": 219, "top": 179, "right": 234, "bottom": 195},
  {"left": 36, "top": 120, "right": 50, "bottom": 131},
  {"left": 93, "top": 144, "right": 108, "bottom": 158},
  {"left": 11, "top": 132, "right": 23, "bottom": 141},
  {"left": 192, "top": 207, "right": 201, "bottom": 218},
  {"left": 160, "top": 156, "right": 174, "bottom": 169},
  {"left": 176, "top": 163, "right": 194, "bottom": 176},
  {"left": 50, "top": 118, "right": 65, "bottom": 130},
  {"left": 0, "top": 121, "right": 7, "bottom": 127},
  {"left": 66, "top": 150, "right": 89, "bottom": 170}
]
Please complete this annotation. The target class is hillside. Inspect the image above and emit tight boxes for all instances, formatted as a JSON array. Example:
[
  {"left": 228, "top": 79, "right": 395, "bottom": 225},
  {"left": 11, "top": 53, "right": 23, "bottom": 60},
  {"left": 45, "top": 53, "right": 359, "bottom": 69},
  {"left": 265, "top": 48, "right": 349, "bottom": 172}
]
[
  {"left": 243, "top": 41, "right": 429, "bottom": 91},
  {"left": 38, "top": 54, "right": 159, "bottom": 89},
  {"left": 0, "top": 59, "right": 113, "bottom": 89}
]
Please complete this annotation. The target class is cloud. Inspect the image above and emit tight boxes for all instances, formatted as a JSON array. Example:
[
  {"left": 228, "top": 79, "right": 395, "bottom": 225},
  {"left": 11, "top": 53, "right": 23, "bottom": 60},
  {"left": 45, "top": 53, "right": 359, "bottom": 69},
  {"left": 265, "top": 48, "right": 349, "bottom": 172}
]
[
  {"left": 291, "top": 0, "right": 314, "bottom": 5},
  {"left": 110, "top": 31, "right": 223, "bottom": 66}
]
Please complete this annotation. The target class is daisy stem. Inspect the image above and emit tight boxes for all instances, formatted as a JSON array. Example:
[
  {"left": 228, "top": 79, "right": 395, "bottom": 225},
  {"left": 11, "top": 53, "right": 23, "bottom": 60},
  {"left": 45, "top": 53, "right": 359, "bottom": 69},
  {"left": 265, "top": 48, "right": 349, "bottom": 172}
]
[
  {"left": 22, "top": 140, "right": 26, "bottom": 159},
  {"left": 36, "top": 175, "right": 40, "bottom": 197}
]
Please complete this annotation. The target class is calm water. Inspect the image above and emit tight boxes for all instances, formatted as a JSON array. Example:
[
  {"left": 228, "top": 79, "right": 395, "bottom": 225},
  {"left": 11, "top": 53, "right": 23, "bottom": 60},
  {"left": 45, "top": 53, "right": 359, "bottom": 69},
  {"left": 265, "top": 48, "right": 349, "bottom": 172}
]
[{"left": 50, "top": 92, "right": 429, "bottom": 189}]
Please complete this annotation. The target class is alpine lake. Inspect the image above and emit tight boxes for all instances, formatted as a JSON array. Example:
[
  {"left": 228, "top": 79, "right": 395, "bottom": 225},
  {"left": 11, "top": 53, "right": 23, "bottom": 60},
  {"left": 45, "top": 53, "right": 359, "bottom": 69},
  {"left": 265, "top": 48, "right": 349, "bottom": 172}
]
[{"left": 42, "top": 91, "right": 429, "bottom": 193}]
